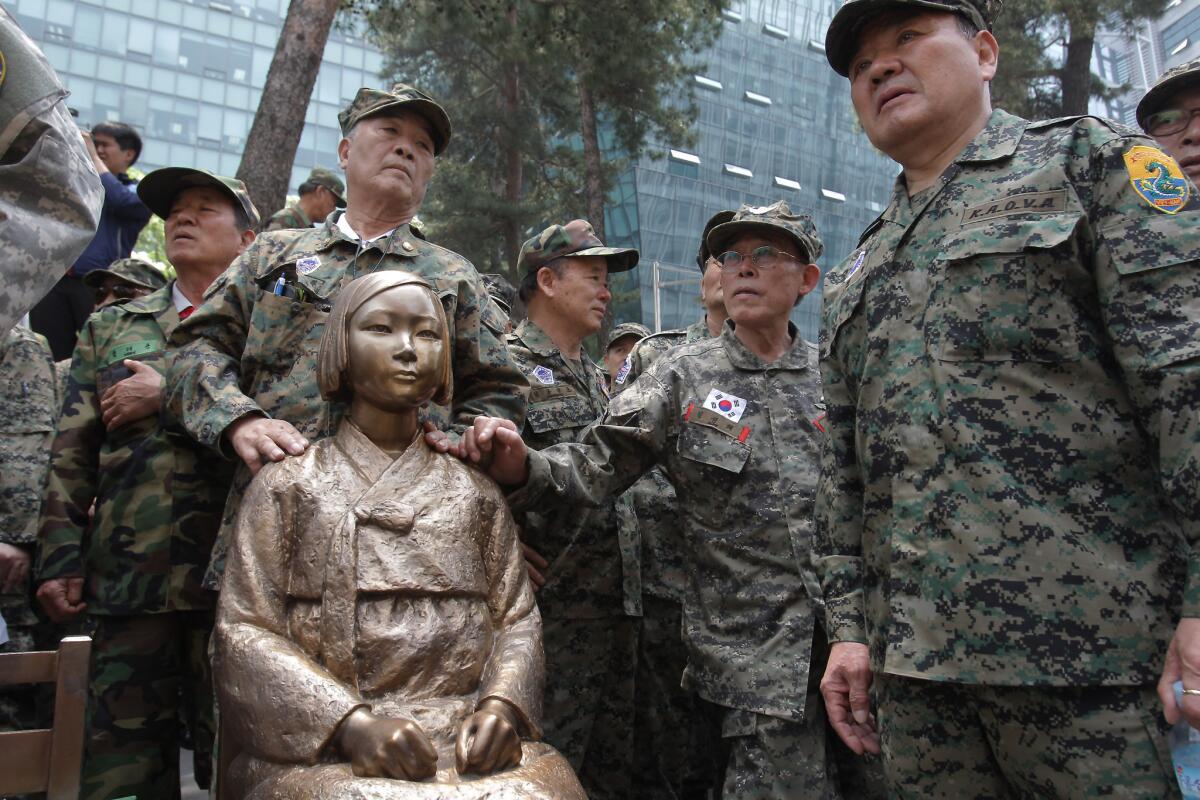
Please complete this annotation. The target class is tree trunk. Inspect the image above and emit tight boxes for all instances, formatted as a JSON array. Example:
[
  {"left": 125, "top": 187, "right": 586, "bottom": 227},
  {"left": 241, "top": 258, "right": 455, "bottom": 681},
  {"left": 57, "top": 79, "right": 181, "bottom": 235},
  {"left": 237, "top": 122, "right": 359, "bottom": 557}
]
[
  {"left": 1060, "top": 16, "right": 1096, "bottom": 116},
  {"left": 500, "top": 7, "right": 524, "bottom": 272},
  {"left": 577, "top": 79, "right": 606, "bottom": 241},
  {"left": 237, "top": 0, "right": 341, "bottom": 225}
]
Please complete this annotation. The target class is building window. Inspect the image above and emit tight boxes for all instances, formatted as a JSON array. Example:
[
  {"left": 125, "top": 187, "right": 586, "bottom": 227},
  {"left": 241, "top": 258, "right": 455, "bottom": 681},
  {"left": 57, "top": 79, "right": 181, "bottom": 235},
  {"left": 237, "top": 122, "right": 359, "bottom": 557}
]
[
  {"left": 821, "top": 188, "right": 847, "bottom": 202},
  {"left": 669, "top": 149, "right": 700, "bottom": 165},
  {"left": 722, "top": 9, "right": 743, "bottom": 23},
  {"left": 774, "top": 176, "right": 801, "bottom": 190},
  {"left": 724, "top": 163, "right": 753, "bottom": 178},
  {"left": 745, "top": 90, "right": 772, "bottom": 107},
  {"left": 808, "top": 39, "right": 826, "bottom": 53},
  {"left": 763, "top": 23, "right": 788, "bottom": 40},
  {"left": 669, "top": 149, "right": 700, "bottom": 179},
  {"left": 694, "top": 75, "right": 723, "bottom": 91},
  {"left": 1172, "top": 38, "right": 1190, "bottom": 56}
]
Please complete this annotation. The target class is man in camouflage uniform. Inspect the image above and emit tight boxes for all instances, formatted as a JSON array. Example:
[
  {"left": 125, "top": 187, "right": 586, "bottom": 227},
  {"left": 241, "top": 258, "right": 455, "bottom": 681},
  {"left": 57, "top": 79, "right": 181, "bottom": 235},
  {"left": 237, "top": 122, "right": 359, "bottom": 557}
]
[
  {"left": 164, "top": 84, "right": 528, "bottom": 588},
  {"left": 0, "top": 7, "right": 103, "bottom": 336},
  {"left": 602, "top": 321, "right": 650, "bottom": 388},
  {"left": 36, "top": 166, "right": 257, "bottom": 800},
  {"left": 0, "top": 325, "right": 57, "bottom": 737},
  {"left": 1137, "top": 57, "right": 1200, "bottom": 185},
  {"left": 482, "top": 271, "right": 518, "bottom": 333},
  {"left": 816, "top": 2, "right": 1200, "bottom": 796},
  {"left": 612, "top": 209, "right": 732, "bottom": 395},
  {"left": 465, "top": 202, "right": 844, "bottom": 799},
  {"left": 262, "top": 166, "right": 345, "bottom": 232},
  {"left": 82, "top": 256, "right": 168, "bottom": 310},
  {"left": 503, "top": 219, "right": 642, "bottom": 799}
]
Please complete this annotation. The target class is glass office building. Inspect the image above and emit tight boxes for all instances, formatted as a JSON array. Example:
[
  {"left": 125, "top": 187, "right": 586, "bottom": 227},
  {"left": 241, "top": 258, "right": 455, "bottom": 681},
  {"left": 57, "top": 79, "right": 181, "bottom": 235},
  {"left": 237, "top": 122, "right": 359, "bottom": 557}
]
[
  {"left": 604, "top": 0, "right": 896, "bottom": 341},
  {"left": 4, "top": 0, "right": 383, "bottom": 197}
]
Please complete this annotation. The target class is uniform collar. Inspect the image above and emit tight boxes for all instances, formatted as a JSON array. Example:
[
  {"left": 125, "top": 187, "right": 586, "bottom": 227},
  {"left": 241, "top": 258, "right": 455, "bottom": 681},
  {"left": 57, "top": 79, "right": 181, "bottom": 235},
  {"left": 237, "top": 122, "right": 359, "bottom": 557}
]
[
  {"left": 121, "top": 284, "right": 174, "bottom": 316},
  {"left": 512, "top": 318, "right": 561, "bottom": 358},
  {"left": 720, "top": 320, "right": 809, "bottom": 371},
  {"left": 309, "top": 211, "right": 424, "bottom": 258}
]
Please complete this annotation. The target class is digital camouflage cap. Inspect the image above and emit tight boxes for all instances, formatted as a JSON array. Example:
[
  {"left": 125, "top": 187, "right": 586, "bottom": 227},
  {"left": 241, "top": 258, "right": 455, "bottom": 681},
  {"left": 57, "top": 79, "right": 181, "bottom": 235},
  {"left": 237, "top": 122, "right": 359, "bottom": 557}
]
[
  {"left": 1137, "top": 58, "right": 1200, "bottom": 132},
  {"left": 517, "top": 219, "right": 639, "bottom": 276},
  {"left": 304, "top": 166, "right": 345, "bottom": 207},
  {"left": 825, "top": 0, "right": 1002, "bottom": 77},
  {"left": 697, "top": 210, "right": 736, "bottom": 270},
  {"left": 81, "top": 257, "right": 168, "bottom": 292},
  {"left": 605, "top": 322, "right": 651, "bottom": 352},
  {"left": 137, "top": 167, "right": 261, "bottom": 230},
  {"left": 338, "top": 83, "right": 452, "bottom": 155},
  {"left": 706, "top": 201, "right": 824, "bottom": 263}
]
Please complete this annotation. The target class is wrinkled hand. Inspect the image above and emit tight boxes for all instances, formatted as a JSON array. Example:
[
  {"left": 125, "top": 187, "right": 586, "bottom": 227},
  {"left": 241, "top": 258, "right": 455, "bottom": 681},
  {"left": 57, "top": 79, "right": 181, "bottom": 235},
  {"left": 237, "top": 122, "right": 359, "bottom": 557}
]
[
  {"left": 335, "top": 708, "right": 438, "bottom": 781},
  {"left": 521, "top": 543, "right": 547, "bottom": 590},
  {"left": 225, "top": 414, "right": 308, "bottom": 474},
  {"left": 0, "top": 543, "right": 31, "bottom": 594},
  {"left": 1159, "top": 617, "right": 1200, "bottom": 728},
  {"left": 36, "top": 577, "right": 87, "bottom": 622},
  {"left": 459, "top": 417, "right": 528, "bottom": 487},
  {"left": 820, "top": 642, "right": 880, "bottom": 755},
  {"left": 455, "top": 698, "right": 522, "bottom": 776},
  {"left": 423, "top": 421, "right": 463, "bottom": 457},
  {"left": 100, "top": 360, "right": 163, "bottom": 431}
]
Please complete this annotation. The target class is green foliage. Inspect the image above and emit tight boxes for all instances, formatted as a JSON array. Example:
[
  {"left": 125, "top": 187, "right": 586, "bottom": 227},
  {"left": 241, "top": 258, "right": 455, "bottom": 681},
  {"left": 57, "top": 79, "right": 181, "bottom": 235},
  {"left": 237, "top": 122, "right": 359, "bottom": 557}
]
[
  {"left": 363, "top": 0, "right": 724, "bottom": 281},
  {"left": 992, "top": 0, "right": 1169, "bottom": 117},
  {"left": 127, "top": 167, "right": 172, "bottom": 276}
]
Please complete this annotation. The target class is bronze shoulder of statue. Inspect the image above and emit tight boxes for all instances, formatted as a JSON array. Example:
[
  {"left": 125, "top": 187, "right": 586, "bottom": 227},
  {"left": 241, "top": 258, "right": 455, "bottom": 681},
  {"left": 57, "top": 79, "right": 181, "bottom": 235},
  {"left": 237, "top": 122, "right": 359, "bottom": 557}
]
[{"left": 212, "top": 271, "right": 585, "bottom": 799}]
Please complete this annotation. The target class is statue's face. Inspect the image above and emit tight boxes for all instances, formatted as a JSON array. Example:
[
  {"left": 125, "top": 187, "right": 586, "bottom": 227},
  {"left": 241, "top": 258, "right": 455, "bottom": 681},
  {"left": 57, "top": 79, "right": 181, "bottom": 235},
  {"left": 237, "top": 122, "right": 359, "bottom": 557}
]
[{"left": 346, "top": 284, "right": 445, "bottom": 411}]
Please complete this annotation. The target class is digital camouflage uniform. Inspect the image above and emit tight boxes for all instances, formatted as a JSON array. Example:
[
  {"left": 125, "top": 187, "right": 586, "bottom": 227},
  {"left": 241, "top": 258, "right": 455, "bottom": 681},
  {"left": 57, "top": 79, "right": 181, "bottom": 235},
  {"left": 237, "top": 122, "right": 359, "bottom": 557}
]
[
  {"left": 507, "top": 320, "right": 643, "bottom": 800},
  {"left": 511, "top": 323, "right": 840, "bottom": 799},
  {"left": 0, "top": 7, "right": 103, "bottom": 336},
  {"left": 166, "top": 214, "right": 527, "bottom": 588},
  {"left": 37, "top": 286, "right": 234, "bottom": 800},
  {"left": 613, "top": 316, "right": 722, "bottom": 798},
  {"left": 262, "top": 204, "right": 312, "bottom": 233},
  {"left": 0, "top": 326, "right": 57, "bottom": 735},
  {"left": 816, "top": 108, "right": 1200, "bottom": 798}
]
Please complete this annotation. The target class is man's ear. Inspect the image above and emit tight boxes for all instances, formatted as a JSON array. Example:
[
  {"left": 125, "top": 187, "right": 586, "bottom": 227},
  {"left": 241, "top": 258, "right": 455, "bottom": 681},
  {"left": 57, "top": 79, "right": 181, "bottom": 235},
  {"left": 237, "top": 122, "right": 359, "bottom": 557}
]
[
  {"left": 337, "top": 137, "right": 351, "bottom": 170},
  {"left": 976, "top": 29, "right": 999, "bottom": 82},
  {"left": 535, "top": 266, "right": 556, "bottom": 297},
  {"left": 795, "top": 263, "right": 821, "bottom": 306},
  {"left": 238, "top": 229, "right": 257, "bottom": 253}
]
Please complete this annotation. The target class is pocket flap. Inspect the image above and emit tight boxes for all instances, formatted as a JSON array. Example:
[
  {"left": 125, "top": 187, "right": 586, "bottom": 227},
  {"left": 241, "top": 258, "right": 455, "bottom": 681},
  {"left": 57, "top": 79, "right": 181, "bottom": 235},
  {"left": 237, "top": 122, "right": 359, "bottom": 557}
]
[
  {"left": 526, "top": 395, "right": 597, "bottom": 433},
  {"left": 940, "top": 214, "right": 1080, "bottom": 260},
  {"left": 677, "top": 421, "right": 750, "bottom": 474}
]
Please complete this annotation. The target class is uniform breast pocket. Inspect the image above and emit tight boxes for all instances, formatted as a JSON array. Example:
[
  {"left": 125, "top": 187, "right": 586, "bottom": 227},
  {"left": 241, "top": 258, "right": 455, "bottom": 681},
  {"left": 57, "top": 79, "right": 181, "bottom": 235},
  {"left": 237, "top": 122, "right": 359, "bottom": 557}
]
[
  {"left": 820, "top": 273, "right": 867, "bottom": 362},
  {"left": 929, "top": 215, "right": 1083, "bottom": 363},
  {"left": 525, "top": 393, "right": 597, "bottom": 438},
  {"left": 675, "top": 422, "right": 751, "bottom": 529},
  {"left": 247, "top": 290, "right": 329, "bottom": 376}
]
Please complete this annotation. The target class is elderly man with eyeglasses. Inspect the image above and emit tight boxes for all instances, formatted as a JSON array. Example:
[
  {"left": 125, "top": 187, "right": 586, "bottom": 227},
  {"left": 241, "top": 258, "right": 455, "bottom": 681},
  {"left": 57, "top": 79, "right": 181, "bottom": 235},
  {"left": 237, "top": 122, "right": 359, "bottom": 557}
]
[
  {"left": 446, "top": 201, "right": 879, "bottom": 798},
  {"left": 1139, "top": 58, "right": 1200, "bottom": 185}
]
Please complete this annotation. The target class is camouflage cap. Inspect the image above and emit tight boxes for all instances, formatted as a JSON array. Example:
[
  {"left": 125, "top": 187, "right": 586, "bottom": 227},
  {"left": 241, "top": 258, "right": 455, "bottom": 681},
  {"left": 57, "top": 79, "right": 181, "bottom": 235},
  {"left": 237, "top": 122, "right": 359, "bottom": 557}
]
[
  {"left": 304, "top": 166, "right": 345, "bottom": 207},
  {"left": 82, "top": 257, "right": 168, "bottom": 292},
  {"left": 481, "top": 272, "right": 517, "bottom": 314},
  {"left": 1136, "top": 58, "right": 1200, "bottom": 132},
  {"left": 605, "top": 322, "right": 651, "bottom": 352},
  {"left": 825, "top": 0, "right": 998, "bottom": 77},
  {"left": 706, "top": 201, "right": 824, "bottom": 263},
  {"left": 697, "top": 210, "right": 736, "bottom": 270},
  {"left": 338, "top": 83, "right": 452, "bottom": 155},
  {"left": 137, "top": 167, "right": 261, "bottom": 230},
  {"left": 517, "top": 219, "right": 639, "bottom": 276}
]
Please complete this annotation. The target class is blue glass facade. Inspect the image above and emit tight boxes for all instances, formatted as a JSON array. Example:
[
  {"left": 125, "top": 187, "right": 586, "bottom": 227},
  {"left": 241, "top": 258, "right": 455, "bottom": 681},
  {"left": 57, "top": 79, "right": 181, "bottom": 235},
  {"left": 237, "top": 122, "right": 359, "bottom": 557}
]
[
  {"left": 5, "top": 0, "right": 382, "bottom": 197},
  {"left": 604, "top": 0, "right": 896, "bottom": 342}
]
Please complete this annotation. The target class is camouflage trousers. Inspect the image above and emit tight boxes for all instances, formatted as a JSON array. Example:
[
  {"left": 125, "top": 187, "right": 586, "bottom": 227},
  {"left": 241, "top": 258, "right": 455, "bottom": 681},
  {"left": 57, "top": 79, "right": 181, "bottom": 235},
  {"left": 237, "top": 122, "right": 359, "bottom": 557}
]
[
  {"left": 700, "top": 693, "right": 841, "bottom": 800},
  {"left": 542, "top": 615, "right": 638, "bottom": 800},
  {"left": 633, "top": 594, "right": 721, "bottom": 799},
  {"left": 0, "top": 621, "right": 37, "bottom": 733},
  {"left": 876, "top": 675, "right": 1178, "bottom": 799},
  {"left": 81, "top": 611, "right": 215, "bottom": 800}
]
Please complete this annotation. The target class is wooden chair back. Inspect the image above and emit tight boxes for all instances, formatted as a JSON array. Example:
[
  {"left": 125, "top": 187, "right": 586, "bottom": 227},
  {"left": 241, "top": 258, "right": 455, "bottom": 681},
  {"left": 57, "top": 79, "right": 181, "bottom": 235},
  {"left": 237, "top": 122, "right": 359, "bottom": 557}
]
[{"left": 0, "top": 635, "right": 91, "bottom": 799}]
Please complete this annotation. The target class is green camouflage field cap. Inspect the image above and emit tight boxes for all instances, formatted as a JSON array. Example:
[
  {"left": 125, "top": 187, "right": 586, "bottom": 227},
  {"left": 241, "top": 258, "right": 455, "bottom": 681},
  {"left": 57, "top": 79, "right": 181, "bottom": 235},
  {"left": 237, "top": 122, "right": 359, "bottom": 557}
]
[
  {"left": 338, "top": 83, "right": 452, "bottom": 155},
  {"left": 1137, "top": 58, "right": 1200, "bottom": 132},
  {"left": 697, "top": 210, "right": 736, "bottom": 270},
  {"left": 137, "top": 167, "right": 261, "bottom": 230},
  {"left": 706, "top": 201, "right": 824, "bottom": 263},
  {"left": 605, "top": 322, "right": 651, "bottom": 352},
  {"left": 517, "top": 219, "right": 639, "bottom": 276},
  {"left": 305, "top": 166, "right": 345, "bottom": 207},
  {"left": 82, "top": 257, "right": 168, "bottom": 292},
  {"left": 825, "top": 0, "right": 996, "bottom": 77}
]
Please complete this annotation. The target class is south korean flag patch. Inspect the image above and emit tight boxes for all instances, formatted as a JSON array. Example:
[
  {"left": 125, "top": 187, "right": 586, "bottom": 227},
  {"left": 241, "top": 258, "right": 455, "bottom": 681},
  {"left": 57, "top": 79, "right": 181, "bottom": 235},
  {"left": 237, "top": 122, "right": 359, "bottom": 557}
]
[
  {"left": 703, "top": 388, "right": 747, "bottom": 423},
  {"left": 614, "top": 355, "right": 633, "bottom": 385}
]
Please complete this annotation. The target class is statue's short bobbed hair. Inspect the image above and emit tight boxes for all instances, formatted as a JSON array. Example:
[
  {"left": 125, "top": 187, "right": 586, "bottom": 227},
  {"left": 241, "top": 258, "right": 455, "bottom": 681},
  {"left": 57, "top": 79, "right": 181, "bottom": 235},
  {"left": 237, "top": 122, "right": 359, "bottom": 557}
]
[{"left": 317, "top": 271, "right": 453, "bottom": 407}]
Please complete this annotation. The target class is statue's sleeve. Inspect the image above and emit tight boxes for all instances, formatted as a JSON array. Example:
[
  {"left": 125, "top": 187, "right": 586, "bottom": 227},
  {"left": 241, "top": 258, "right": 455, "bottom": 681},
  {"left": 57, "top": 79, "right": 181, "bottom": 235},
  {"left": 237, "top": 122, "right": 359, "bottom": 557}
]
[
  {"left": 213, "top": 468, "right": 366, "bottom": 764},
  {"left": 475, "top": 486, "right": 543, "bottom": 738}
]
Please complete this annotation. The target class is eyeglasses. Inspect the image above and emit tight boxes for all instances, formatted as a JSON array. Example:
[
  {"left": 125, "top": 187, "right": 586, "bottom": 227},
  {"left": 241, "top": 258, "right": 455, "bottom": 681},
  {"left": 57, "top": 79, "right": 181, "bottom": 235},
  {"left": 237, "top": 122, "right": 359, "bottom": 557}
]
[
  {"left": 717, "top": 245, "right": 806, "bottom": 273},
  {"left": 93, "top": 284, "right": 148, "bottom": 305},
  {"left": 1145, "top": 107, "right": 1200, "bottom": 138}
]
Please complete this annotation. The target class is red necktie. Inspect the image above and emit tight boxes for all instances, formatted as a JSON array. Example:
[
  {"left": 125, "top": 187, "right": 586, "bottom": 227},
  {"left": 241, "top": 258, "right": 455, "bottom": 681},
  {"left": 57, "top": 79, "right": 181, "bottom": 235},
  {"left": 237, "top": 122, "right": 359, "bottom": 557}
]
[{"left": 179, "top": 306, "right": 194, "bottom": 320}]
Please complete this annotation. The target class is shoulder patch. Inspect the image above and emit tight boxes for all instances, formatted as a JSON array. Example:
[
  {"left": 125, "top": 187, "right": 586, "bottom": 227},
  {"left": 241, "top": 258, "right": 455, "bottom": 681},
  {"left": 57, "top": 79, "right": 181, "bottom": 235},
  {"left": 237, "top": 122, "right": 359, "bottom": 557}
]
[
  {"left": 531, "top": 365, "right": 554, "bottom": 385},
  {"left": 295, "top": 255, "right": 322, "bottom": 274},
  {"left": 1123, "top": 145, "right": 1189, "bottom": 215},
  {"left": 614, "top": 355, "right": 633, "bottom": 385}
]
